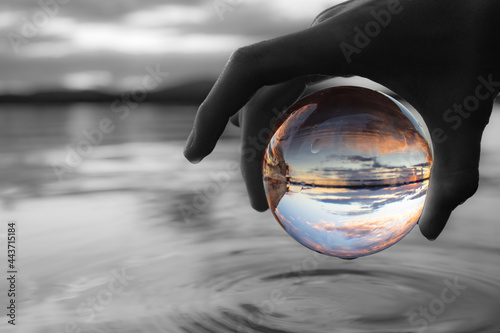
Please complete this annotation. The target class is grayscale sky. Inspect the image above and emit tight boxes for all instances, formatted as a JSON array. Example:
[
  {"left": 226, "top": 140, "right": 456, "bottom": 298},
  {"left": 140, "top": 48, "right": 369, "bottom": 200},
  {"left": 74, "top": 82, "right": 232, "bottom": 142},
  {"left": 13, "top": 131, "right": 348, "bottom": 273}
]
[{"left": 0, "top": 0, "right": 343, "bottom": 93}]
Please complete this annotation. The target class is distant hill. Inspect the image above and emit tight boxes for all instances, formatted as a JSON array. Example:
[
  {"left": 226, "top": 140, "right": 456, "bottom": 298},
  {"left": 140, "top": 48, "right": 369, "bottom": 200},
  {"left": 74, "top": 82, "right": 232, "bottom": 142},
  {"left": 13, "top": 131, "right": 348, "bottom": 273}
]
[
  {"left": 1, "top": 79, "right": 499, "bottom": 106},
  {"left": 0, "top": 79, "right": 216, "bottom": 105}
]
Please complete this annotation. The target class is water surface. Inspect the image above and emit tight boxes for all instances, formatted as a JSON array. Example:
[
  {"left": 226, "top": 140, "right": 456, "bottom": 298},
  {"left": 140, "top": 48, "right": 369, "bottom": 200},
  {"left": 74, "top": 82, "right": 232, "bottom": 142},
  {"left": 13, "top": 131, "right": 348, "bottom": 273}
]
[{"left": 0, "top": 104, "right": 499, "bottom": 333}]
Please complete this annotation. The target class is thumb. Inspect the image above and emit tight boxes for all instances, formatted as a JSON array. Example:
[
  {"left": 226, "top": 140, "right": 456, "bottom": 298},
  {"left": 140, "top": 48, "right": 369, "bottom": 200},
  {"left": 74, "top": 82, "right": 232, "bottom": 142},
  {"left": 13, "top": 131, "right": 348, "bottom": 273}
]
[{"left": 418, "top": 129, "right": 484, "bottom": 240}]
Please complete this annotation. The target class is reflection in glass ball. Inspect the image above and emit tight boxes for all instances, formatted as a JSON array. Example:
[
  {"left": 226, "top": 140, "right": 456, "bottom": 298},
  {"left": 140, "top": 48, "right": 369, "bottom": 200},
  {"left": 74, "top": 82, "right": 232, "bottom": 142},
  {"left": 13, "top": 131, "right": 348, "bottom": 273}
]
[{"left": 263, "top": 87, "right": 433, "bottom": 259}]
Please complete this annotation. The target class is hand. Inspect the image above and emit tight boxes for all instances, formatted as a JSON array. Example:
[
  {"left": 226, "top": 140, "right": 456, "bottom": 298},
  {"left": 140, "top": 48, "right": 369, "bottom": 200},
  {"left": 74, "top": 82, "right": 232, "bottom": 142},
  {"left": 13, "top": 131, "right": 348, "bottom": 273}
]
[{"left": 184, "top": 0, "right": 500, "bottom": 240}]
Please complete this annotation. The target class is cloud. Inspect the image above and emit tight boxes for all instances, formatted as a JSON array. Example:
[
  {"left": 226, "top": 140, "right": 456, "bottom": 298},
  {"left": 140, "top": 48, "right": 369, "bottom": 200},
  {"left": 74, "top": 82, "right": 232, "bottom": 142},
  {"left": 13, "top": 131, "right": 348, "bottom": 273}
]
[
  {"left": 0, "top": 0, "right": 346, "bottom": 91},
  {"left": 347, "top": 155, "right": 375, "bottom": 163},
  {"left": 123, "top": 4, "right": 212, "bottom": 27},
  {"left": 0, "top": 51, "right": 227, "bottom": 92}
]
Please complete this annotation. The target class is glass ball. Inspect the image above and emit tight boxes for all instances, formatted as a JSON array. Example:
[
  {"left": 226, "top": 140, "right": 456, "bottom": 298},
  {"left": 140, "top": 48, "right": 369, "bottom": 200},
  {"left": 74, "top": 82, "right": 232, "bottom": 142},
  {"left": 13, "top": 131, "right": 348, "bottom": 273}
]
[{"left": 263, "top": 86, "right": 433, "bottom": 259}]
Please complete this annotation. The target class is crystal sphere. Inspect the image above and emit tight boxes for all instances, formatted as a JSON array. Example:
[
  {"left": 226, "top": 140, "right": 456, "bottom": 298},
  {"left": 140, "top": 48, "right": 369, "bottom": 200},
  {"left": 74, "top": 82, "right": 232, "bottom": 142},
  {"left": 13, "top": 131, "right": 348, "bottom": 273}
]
[{"left": 263, "top": 86, "right": 433, "bottom": 259}]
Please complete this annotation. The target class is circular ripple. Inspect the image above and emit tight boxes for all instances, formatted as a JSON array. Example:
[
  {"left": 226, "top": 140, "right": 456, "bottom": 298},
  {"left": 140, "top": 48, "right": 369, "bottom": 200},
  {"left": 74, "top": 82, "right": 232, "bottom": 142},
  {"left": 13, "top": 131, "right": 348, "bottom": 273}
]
[{"left": 166, "top": 248, "right": 500, "bottom": 333}]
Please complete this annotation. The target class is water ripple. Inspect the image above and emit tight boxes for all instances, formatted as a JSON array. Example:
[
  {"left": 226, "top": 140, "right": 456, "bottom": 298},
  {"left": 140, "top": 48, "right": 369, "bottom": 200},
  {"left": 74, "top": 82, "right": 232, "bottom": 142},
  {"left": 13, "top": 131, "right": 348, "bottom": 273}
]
[{"left": 163, "top": 246, "right": 500, "bottom": 333}]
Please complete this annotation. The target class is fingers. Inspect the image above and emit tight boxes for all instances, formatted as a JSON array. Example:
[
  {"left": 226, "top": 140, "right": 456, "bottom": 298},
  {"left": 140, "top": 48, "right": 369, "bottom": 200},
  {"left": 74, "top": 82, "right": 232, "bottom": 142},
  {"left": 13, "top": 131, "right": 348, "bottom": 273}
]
[
  {"left": 311, "top": 0, "right": 360, "bottom": 26},
  {"left": 229, "top": 113, "right": 240, "bottom": 127},
  {"left": 239, "top": 76, "right": 329, "bottom": 211},
  {"left": 418, "top": 167, "right": 479, "bottom": 240},
  {"left": 225, "top": 0, "right": 351, "bottom": 136},
  {"left": 418, "top": 100, "right": 494, "bottom": 240},
  {"left": 183, "top": 21, "right": 350, "bottom": 163}
]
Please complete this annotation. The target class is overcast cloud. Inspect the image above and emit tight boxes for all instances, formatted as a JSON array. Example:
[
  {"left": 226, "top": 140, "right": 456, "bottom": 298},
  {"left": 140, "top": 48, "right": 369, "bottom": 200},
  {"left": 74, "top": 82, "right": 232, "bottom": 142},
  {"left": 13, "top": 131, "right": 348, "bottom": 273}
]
[{"left": 0, "top": 0, "right": 342, "bottom": 92}]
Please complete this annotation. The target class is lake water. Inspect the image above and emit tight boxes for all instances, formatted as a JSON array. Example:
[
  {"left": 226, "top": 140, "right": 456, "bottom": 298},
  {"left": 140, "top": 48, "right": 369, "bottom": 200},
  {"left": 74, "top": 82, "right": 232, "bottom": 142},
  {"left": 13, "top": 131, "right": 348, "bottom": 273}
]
[{"left": 0, "top": 103, "right": 499, "bottom": 333}]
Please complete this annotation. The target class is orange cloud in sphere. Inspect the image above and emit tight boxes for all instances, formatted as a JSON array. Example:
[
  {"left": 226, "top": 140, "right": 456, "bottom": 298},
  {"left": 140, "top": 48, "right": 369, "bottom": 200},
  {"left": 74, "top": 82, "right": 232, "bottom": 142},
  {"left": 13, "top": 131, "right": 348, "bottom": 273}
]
[{"left": 263, "top": 86, "right": 433, "bottom": 259}]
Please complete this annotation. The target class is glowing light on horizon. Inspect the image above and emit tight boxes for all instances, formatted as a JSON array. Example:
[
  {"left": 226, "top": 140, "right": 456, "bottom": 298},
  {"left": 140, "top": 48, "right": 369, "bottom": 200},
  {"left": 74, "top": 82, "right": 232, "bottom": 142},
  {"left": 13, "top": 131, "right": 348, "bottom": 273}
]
[{"left": 62, "top": 71, "right": 113, "bottom": 90}]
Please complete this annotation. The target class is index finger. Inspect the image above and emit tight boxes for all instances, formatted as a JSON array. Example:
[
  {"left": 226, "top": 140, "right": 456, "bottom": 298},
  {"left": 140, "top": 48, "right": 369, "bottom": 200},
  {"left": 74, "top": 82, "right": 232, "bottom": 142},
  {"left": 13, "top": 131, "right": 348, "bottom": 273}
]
[{"left": 183, "top": 20, "right": 352, "bottom": 163}]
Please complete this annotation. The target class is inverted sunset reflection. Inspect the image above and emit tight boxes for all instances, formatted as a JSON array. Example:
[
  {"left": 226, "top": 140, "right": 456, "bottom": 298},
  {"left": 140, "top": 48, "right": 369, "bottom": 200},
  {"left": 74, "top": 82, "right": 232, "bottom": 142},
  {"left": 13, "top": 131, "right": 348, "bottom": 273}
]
[{"left": 263, "top": 87, "right": 433, "bottom": 259}]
